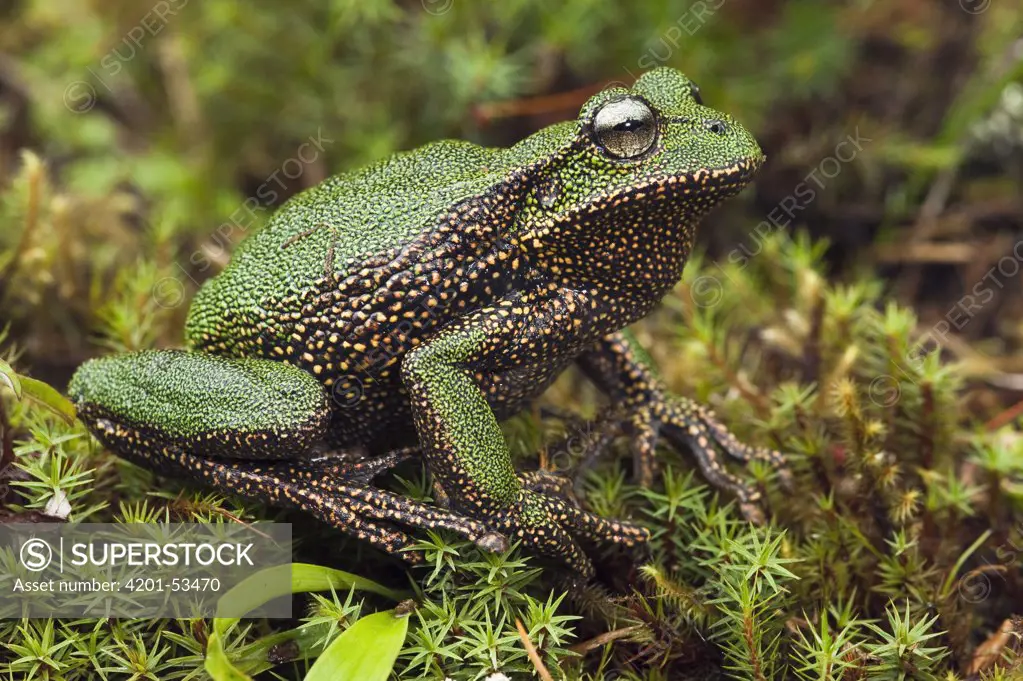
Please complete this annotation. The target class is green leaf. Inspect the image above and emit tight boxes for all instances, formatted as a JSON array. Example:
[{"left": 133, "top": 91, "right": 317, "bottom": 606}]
[
  {"left": 0, "top": 359, "right": 22, "bottom": 399},
  {"left": 938, "top": 529, "right": 993, "bottom": 600},
  {"left": 303, "top": 606, "right": 412, "bottom": 681},
  {"left": 215, "top": 562, "right": 409, "bottom": 636},
  {"left": 205, "top": 632, "right": 253, "bottom": 681},
  {"left": 20, "top": 376, "right": 76, "bottom": 425},
  {"left": 0, "top": 360, "right": 76, "bottom": 424}
]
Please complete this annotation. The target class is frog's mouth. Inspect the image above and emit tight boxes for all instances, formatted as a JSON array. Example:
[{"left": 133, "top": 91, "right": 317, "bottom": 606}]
[
  {"left": 671, "top": 156, "right": 764, "bottom": 193},
  {"left": 521, "top": 155, "right": 765, "bottom": 244},
  {"left": 625, "top": 155, "right": 765, "bottom": 208}
]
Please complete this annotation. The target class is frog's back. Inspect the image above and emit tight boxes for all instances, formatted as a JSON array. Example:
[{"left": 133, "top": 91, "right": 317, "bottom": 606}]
[{"left": 186, "top": 140, "right": 513, "bottom": 354}]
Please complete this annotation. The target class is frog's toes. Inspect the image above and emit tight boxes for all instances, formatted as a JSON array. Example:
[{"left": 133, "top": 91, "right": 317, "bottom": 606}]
[
  {"left": 775, "top": 465, "right": 795, "bottom": 492},
  {"left": 476, "top": 531, "right": 509, "bottom": 553},
  {"left": 484, "top": 490, "right": 649, "bottom": 579},
  {"left": 739, "top": 501, "right": 766, "bottom": 526},
  {"left": 690, "top": 402, "right": 787, "bottom": 473},
  {"left": 519, "top": 469, "right": 577, "bottom": 501},
  {"left": 545, "top": 407, "right": 621, "bottom": 463},
  {"left": 343, "top": 446, "right": 420, "bottom": 483},
  {"left": 537, "top": 492, "right": 649, "bottom": 548},
  {"left": 276, "top": 445, "right": 420, "bottom": 485},
  {"left": 625, "top": 395, "right": 787, "bottom": 519},
  {"left": 495, "top": 493, "right": 596, "bottom": 578}
]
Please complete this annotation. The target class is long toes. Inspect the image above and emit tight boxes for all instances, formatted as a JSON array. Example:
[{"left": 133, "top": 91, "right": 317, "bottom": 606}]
[
  {"left": 539, "top": 493, "right": 650, "bottom": 547},
  {"left": 477, "top": 532, "right": 509, "bottom": 553},
  {"left": 659, "top": 397, "right": 790, "bottom": 489},
  {"left": 659, "top": 417, "right": 768, "bottom": 509},
  {"left": 628, "top": 415, "right": 659, "bottom": 488},
  {"left": 489, "top": 494, "right": 595, "bottom": 578},
  {"left": 255, "top": 446, "right": 419, "bottom": 488},
  {"left": 282, "top": 486, "right": 425, "bottom": 560},
  {"left": 336, "top": 484, "right": 501, "bottom": 548},
  {"left": 683, "top": 402, "right": 788, "bottom": 473},
  {"left": 345, "top": 446, "right": 420, "bottom": 482},
  {"left": 739, "top": 502, "right": 766, "bottom": 525},
  {"left": 519, "top": 470, "right": 576, "bottom": 500},
  {"left": 775, "top": 465, "right": 795, "bottom": 491}
]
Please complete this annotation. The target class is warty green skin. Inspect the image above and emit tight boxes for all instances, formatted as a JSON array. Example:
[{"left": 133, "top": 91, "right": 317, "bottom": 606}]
[{"left": 69, "top": 68, "right": 786, "bottom": 577}]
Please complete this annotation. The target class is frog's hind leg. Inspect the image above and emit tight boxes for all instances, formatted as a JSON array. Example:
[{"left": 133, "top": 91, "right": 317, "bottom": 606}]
[
  {"left": 399, "top": 294, "right": 651, "bottom": 579},
  {"left": 172, "top": 450, "right": 420, "bottom": 558},
  {"left": 155, "top": 449, "right": 506, "bottom": 562},
  {"left": 279, "top": 446, "right": 419, "bottom": 486},
  {"left": 68, "top": 350, "right": 505, "bottom": 563}
]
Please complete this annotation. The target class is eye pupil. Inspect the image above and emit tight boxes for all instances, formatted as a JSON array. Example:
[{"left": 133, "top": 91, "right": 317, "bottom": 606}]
[
  {"left": 593, "top": 97, "right": 657, "bottom": 159},
  {"left": 704, "top": 119, "right": 726, "bottom": 135}
]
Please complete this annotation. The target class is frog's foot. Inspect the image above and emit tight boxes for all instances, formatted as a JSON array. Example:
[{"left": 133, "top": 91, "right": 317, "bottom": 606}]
[
  {"left": 577, "top": 331, "right": 790, "bottom": 522},
  {"left": 539, "top": 407, "right": 623, "bottom": 500},
  {"left": 519, "top": 469, "right": 577, "bottom": 501},
  {"left": 482, "top": 487, "right": 649, "bottom": 579},
  {"left": 629, "top": 396, "right": 788, "bottom": 523},
  {"left": 288, "top": 446, "right": 420, "bottom": 485}
]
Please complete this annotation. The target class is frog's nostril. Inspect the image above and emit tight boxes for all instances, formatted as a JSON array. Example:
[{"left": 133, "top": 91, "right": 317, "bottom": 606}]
[{"left": 704, "top": 119, "right": 727, "bottom": 135}]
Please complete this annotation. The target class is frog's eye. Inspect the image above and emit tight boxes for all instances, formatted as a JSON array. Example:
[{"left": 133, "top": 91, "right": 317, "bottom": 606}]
[
  {"left": 690, "top": 83, "right": 703, "bottom": 106},
  {"left": 593, "top": 97, "right": 657, "bottom": 160}
]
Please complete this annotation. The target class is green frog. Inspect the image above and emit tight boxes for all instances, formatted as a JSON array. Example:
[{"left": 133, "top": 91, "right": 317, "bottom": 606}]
[{"left": 69, "top": 68, "right": 784, "bottom": 577}]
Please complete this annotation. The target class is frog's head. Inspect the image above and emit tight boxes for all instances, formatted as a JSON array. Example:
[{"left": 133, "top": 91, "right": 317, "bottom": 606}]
[{"left": 510, "top": 68, "right": 763, "bottom": 307}]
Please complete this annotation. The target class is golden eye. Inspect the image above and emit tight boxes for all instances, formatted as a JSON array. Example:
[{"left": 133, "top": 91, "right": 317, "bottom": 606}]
[{"left": 593, "top": 97, "right": 657, "bottom": 159}]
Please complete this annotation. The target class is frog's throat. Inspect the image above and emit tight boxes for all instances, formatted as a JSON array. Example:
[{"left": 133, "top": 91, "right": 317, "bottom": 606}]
[{"left": 514, "top": 157, "right": 760, "bottom": 310}]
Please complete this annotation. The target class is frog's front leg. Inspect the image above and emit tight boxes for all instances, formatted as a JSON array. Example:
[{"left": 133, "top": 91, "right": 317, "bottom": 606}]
[
  {"left": 401, "top": 293, "right": 649, "bottom": 578},
  {"left": 577, "top": 330, "right": 788, "bottom": 522}
]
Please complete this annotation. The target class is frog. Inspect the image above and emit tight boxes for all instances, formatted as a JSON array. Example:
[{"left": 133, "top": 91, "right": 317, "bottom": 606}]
[{"left": 68, "top": 67, "right": 785, "bottom": 578}]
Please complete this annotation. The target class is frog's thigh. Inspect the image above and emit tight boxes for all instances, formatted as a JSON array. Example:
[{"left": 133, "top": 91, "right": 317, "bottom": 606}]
[{"left": 69, "top": 350, "right": 332, "bottom": 461}]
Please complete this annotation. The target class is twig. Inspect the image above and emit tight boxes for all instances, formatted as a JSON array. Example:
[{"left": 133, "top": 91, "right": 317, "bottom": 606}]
[
  {"left": 743, "top": 614, "right": 766, "bottom": 681},
  {"left": 474, "top": 79, "right": 627, "bottom": 124},
  {"left": 985, "top": 398, "right": 1023, "bottom": 431},
  {"left": 896, "top": 167, "right": 958, "bottom": 300},
  {"left": 874, "top": 240, "right": 977, "bottom": 264},
  {"left": 156, "top": 33, "right": 204, "bottom": 148},
  {"left": 568, "top": 624, "right": 646, "bottom": 654},
  {"left": 515, "top": 618, "right": 554, "bottom": 681},
  {"left": 804, "top": 289, "right": 825, "bottom": 385},
  {"left": 969, "top": 618, "right": 1016, "bottom": 675}
]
